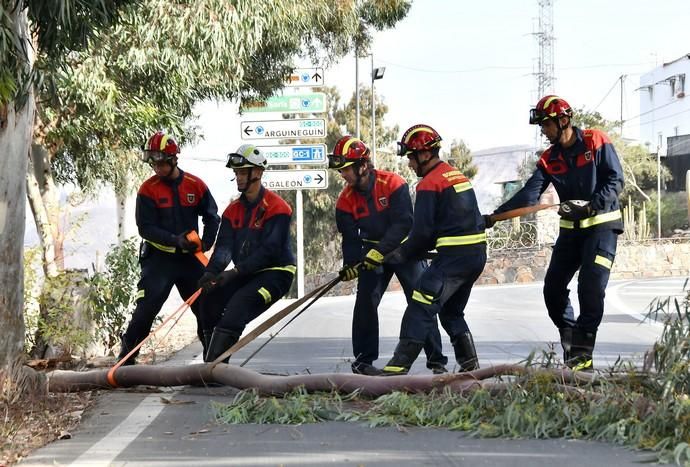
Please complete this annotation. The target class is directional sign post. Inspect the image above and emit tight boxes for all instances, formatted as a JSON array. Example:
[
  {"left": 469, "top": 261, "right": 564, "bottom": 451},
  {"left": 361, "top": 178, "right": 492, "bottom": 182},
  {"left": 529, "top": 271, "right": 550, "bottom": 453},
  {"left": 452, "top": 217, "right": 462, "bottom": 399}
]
[
  {"left": 241, "top": 118, "right": 326, "bottom": 140},
  {"left": 258, "top": 144, "right": 326, "bottom": 165},
  {"left": 285, "top": 67, "right": 324, "bottom": 87},
  {"left": 241, "top": 93, "right": 327, "bottom": 114},
  {"left": 261, "top": 169, "right": 328, "bottom": 191}
]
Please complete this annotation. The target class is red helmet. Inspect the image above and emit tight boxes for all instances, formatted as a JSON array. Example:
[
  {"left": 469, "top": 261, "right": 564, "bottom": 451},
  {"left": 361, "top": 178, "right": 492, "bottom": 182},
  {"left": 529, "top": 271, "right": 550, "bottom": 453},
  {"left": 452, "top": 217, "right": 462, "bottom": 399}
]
[
  {"left": 529, "top": 95, "right": 573, "bottom": 125},
  {"left": 397, "top": 124, "right": 442, "bottom": 156},
  {"left": 328, "top": 135, "right": 370, "bottom": 169},
  {"left": 140, "top": 131, "right": 180, "bottom": 163}
]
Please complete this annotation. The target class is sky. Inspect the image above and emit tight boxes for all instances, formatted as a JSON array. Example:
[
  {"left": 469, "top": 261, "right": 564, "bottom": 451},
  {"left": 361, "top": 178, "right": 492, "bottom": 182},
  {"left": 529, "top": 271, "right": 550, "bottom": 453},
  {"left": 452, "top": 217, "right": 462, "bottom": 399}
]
[
  {"left": 187, "top": 0, "right": 690, "bottom": 163},
  {"left": 324, "top": 0, "right": 690, "bottom": 151}
]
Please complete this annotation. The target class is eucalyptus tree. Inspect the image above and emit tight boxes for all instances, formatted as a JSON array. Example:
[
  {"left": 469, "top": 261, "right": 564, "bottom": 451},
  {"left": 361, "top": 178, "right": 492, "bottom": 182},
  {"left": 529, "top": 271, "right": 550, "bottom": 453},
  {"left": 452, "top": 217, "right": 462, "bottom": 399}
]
[
  {"left": 33, "top": 0, "right": 411, "bottom": 275},
  {"left": 446, "top": 139, "right": 477, "bottom": 179},
  {"left": 0, "top": 0, "right": 138, "bottom": 368},
  {"left": 2, "top": 0, "right": 411, "bottom": 366}
]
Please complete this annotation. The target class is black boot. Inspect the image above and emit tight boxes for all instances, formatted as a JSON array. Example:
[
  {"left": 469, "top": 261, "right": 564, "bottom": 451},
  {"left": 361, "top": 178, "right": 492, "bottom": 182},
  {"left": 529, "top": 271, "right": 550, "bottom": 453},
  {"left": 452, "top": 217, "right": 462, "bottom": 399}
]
[
  {"left": 204, "top": 328, "right": 240, "bottom": 363},
  {"left": 426, "top": 360, "right": 449, "bottom": 374},
  {"left": 117, "top": 336, "right": 138, "bottom": 366},
  {"left": 452, "top": 331, "right": 479, "bottom": 372},
  {"left": 566, "top": 328, "right": 596, "bottom": 372},
  {"left": 201, "top": 329, "right": 213, "bottom": 360},
  {"left": 351, "top": 362, "right": 383, "bottom": 376},
  {"left": 382, "top": 339, "right": 424, "bottom": 375},
  {"left": 558, "top": 327, "right": 573, "bottom": 364}
]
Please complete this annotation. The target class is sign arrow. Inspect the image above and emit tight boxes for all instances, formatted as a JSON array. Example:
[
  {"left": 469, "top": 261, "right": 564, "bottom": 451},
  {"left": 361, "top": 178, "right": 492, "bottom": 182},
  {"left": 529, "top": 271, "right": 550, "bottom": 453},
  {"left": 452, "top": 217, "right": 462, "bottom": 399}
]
[
  {"left": 315, "top": 173, "right": 324, "bottom": 184},
  {"left": 243, "top": 125, "right": 253, "bottom": 136},
  {"left": 311, "top": 72, "right": 322, "bottom": 83}
]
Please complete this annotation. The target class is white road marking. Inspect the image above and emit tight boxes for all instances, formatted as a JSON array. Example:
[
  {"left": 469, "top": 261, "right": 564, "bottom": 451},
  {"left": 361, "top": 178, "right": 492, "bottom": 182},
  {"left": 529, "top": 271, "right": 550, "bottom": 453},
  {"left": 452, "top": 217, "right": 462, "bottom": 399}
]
[
  {"left": 606, "top": 281, "right": 665, "bottom": 327},
  {"left": 68, "top": 394, "right": 167, "bottom": 466}
]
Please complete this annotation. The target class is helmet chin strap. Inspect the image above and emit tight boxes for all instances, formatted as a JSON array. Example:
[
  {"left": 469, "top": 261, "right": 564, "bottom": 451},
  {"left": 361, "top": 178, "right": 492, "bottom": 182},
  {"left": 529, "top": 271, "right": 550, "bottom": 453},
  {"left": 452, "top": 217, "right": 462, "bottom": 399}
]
[
  {"left": 413, "top": 153, "right": 434, "bottom": 177},
  {"left": 237, "top": 167, "right": 262, "bottom": 193},
  {"left": 554, "top": 116, "right": 570, "bottom": 143},
  {"left": 159, "top": 158, "right": 178, "bottom": 180},
  {"left": 354, "top": 162, "right": 369, "bottom": 190}
]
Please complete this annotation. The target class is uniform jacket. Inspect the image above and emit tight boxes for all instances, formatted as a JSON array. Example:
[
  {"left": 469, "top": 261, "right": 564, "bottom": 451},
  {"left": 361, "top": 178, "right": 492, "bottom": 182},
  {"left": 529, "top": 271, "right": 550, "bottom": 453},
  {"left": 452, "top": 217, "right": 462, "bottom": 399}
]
[
  {"left": 495, "top": 127, "right": 624, "bottom": 233},
  {"left": 136, "top": 169, "right": 220, "bottom": 251},
  {"left": 335, "top": 169, "right": 413, "bottom": 265},
  {"left": 400, "top": 161, "right": 485, "bottom": 258},
  {"left": 207, "top": 186, "right": 295, "bottom": 275}
]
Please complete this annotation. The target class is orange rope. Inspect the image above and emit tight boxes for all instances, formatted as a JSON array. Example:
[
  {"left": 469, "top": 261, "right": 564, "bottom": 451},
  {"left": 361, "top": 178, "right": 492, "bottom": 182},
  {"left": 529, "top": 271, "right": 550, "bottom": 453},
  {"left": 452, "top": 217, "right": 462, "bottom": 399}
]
[{"left": 106, "top": 288, "right": 202, "bottom": 387}]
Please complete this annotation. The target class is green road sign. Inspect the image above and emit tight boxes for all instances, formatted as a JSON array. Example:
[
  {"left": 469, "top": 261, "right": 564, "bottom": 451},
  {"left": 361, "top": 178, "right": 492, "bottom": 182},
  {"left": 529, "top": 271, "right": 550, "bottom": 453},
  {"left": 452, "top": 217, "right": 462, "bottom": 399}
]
[{"left": 241, "top": 93, "right": 327, "bottom": 114}]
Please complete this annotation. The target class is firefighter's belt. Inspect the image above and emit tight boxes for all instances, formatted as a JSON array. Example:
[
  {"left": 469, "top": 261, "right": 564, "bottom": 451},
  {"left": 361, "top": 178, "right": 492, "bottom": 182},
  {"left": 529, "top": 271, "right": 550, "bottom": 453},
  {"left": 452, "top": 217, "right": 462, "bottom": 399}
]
[
  {"left": 559, "top": 210, "right": 622, "bottom": 229},
  {"left": 145, "top": 239, "right": 196, "bottom": 254},
  {"left": 435, "top": 232, "right": 487, "bottom": 248}
]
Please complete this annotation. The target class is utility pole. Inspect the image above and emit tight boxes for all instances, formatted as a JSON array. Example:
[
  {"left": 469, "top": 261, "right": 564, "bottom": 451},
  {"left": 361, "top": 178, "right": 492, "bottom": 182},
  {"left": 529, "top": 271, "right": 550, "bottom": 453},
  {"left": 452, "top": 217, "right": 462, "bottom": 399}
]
[
  {"left": 355, "top": 46, "right": 360, "bottom": 139},
  {"left": 532, "top": 0, "right": 555, "bottom": 148},
  {"left": 620, "top": 74, "right": 626, "bottom": 135},
  {"left": 533, "top": 0, "right": 555, "bottom": 98}
]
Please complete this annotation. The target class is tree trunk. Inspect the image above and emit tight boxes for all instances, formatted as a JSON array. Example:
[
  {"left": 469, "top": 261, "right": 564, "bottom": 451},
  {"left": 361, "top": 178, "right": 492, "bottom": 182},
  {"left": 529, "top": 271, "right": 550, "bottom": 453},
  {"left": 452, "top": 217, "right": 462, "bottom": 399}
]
[
  {"left": 117, "top": 193, "right": 127, "bottom": 243},
  {"left": 0, "top": 7, "right": 33, "bottom": 368},
  {"left": 30, "top": 143, "right": 64, "bottom": 271},
  {"left": 26, "top": 147, "right": 59, "bottom": 278},
  {"left": 45, "top": 364, "right": 596, "bottom": 395}
]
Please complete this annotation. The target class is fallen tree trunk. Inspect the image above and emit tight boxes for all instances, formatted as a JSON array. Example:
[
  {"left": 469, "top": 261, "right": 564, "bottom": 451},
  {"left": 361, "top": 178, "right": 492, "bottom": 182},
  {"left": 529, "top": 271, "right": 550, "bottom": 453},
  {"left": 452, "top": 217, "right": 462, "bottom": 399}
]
[{"left": 46, "top": 363, "right": 596, "bottom": 396}]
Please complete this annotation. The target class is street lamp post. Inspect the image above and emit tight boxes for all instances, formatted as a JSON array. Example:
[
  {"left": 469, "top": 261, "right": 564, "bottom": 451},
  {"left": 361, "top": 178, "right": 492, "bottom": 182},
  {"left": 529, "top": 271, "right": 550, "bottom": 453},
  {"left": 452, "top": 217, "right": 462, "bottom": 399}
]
[
  {"left": 371, "top": 58, "right": 385, "bottom": 167},
  {"left": 355, "top": 48, "right": 360, "bottom": 139}
]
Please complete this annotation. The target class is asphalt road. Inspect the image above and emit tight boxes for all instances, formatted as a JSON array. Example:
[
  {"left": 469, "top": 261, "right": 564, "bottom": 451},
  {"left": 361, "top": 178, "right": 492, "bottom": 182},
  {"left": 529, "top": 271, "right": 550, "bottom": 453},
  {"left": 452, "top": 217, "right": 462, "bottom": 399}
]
[{"left": 21, "top": 277, "right": 687, "bottom": 467}]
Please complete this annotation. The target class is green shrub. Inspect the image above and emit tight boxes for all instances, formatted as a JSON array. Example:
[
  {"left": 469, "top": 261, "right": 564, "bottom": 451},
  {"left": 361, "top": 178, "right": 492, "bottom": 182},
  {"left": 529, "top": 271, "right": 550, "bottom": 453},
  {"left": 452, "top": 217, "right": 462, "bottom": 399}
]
[
  {"left": 87, "top": 237, "right": 140, "bottom": 354},
  {"left": 644, "top": 191, "right": 689, "bottom": 237}
]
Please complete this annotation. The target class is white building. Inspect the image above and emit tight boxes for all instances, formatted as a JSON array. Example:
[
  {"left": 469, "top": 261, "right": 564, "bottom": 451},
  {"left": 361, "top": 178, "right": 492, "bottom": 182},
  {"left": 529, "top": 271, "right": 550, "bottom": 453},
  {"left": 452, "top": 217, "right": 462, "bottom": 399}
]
[
  {"left": 471, "top": 145, "right": 537, "bottom": 212},
  {"left": 638, "top": 53, "right": 690, "bottom": 156}
]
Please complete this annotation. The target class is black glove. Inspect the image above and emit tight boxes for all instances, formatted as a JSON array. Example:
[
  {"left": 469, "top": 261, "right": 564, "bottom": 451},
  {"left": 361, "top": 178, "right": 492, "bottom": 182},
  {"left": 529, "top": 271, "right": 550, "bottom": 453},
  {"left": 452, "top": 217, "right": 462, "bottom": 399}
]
[
  {"left": 558, "top": 200, "right": 592, "bottom": 221},
  {"left": 174, "top": 232, "right": 198, "bottom": 251},
  {"left": 362, "top": 249, "right": 384, "bottom": 271},
  {"left": 197, "top": 272, "right": 217, "bottom": 292},
  {"left": 338, "top": 264, "right": 360, "bottom": 282},
  {"left": 201, "top": 240, "right": 213, "bottom": 253},
  {"left": 384, "top": 248, "right": 406, "bottom": 266},
  {"left": 216, "top": 268, "right": 241, "bottom": 287},
  {"left": 482, "top": 214, "right": 496, "bottom": 229}
]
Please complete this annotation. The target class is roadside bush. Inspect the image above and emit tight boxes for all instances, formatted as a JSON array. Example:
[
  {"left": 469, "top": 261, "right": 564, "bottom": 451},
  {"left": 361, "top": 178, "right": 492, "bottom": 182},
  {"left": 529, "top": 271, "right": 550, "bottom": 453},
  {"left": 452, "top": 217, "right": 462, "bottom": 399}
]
[
  {"left": 23, "top": 248, "right": 42, "bottom": 353},
  {"left": 644, "top": 191, "right": 689, "bottom": 237},
  {"left": 87, "top": 237, "right": 140, "bottom": 355}
]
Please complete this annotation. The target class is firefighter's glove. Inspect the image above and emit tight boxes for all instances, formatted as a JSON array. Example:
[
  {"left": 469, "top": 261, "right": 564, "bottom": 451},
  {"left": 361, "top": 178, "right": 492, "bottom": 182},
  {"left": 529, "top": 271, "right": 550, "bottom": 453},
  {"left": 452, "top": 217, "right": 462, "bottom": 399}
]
[
  {"left": 482, "top": 214, "right": 496, "bottom": 229},
  {"left": 197, "top": 272, "right": 217, "bottom": 293},
  {"left": 384, "top": 247, "right": 406, "bottom": 266},
  {"left": 174, "top": 232, "right": 198, "bottom": 251},
  {"left": 338, "top": 264, "right": 359, "bottom": 282},
  {"left": 217, "top": 268, "right": 241, "bottom": 288},
  {"left": 362, "top": 249, "right": 384, "bottom": 271},
  {"left": 558, "top": 200, "right": 592, "bottom": 221}
]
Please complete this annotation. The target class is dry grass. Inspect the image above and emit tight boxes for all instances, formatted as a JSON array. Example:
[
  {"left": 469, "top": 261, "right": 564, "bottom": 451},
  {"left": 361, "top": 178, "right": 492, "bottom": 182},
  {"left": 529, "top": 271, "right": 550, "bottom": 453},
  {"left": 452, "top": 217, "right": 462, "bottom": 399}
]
[
  {"left": 0, "top": 361, "right": 90, "bottom": 466},
  {"left": 0, "top": 309, "right": 198, "bottom": 466}
]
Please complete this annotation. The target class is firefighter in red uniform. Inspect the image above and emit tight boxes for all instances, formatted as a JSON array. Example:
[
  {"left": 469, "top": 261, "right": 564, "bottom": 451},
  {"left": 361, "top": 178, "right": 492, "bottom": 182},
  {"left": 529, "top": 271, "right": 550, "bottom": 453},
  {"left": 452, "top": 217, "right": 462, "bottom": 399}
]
[
  {"left": 330, "top": 135, "right": 448, "bottom": 376},
  {"left": 487, "top": 95, "right": 624, "bottom": 371},
  {"left": 118, "top": 131, "right": 220, "bottom": 365},
  {"left": 382, "top": 125, "right": 486, "bottom": 375},
  {"left": 199, "top": 144, "right": 296, "bottom": 363}
]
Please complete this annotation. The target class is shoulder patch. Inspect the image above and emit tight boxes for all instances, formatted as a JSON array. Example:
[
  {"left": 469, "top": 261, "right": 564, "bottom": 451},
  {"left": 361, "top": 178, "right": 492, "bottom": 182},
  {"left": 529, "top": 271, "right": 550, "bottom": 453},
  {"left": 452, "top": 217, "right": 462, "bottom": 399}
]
[{"left": 582, "top": 128, "right": 610, "bottom": 150}]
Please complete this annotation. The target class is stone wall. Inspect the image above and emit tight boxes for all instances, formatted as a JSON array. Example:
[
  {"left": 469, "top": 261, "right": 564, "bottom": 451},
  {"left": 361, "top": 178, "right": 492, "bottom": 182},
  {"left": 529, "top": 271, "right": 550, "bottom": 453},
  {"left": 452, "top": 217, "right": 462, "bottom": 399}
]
[{"left": 305, "top": 239, "right": 690, "bottom": 297}]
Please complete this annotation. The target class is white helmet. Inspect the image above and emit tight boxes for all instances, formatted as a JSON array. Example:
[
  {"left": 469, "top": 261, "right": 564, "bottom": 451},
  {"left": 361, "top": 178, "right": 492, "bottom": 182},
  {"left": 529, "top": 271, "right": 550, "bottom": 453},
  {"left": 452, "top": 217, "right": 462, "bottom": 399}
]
[{"left": 226, "top": 144, "right": 268, "bottom": 169}]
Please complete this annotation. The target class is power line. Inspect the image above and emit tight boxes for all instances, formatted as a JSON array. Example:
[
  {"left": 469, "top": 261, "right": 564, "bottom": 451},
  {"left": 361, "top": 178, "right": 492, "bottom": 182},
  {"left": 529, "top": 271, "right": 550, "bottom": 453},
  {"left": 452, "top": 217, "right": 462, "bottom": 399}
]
[
  {"left": 377, "top": 59, "right": 655, "bottom": 75},
  {"left": 624, "top": 100, "right": 679, "bottom": 123},
  {"left": 592, "top": 76, "right": 622, "bottom": 112},
  {"left": 636, "top": 106, "right": 690, "bottom": 126}
]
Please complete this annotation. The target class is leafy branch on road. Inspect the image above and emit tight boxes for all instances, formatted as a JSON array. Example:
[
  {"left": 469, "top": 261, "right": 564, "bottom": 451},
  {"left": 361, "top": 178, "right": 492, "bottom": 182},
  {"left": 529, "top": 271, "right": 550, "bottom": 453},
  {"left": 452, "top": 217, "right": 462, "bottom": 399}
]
[{"left": 211, "top": 287, "right": 690, "bottom": 466}]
